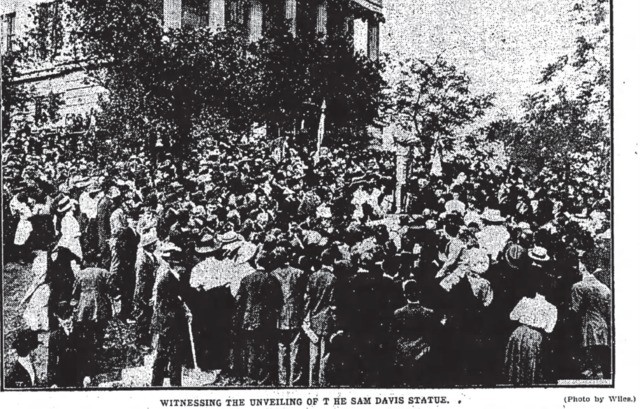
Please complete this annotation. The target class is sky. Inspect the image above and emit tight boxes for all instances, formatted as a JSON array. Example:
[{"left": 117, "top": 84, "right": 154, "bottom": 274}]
[{"left": 376, "top": 0, "right": 580, "bottom": 120}]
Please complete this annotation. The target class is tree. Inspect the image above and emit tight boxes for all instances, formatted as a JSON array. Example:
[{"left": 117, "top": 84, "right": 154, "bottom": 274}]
[
  {"left": 385, "top": 56, "right": 494, "bottom": 165},
  {"left": 1, "top": 52, "right": 30, "bottom": 138},
  {"left": 66, "top": 0, "right": 252, "bottom": 162},
  {"left": 61, "top": 0, "right": 385, "bottom": 164},
  {"left": 249, "top": 25, "right": 386, "bottom": 151},
  {"left": 503, "top": 0, "right": 610, "bottom": 178}
]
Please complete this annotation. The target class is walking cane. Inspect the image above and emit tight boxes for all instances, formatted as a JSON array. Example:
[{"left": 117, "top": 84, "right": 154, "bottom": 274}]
[{"left": 183, "top": 301, "right": 199, "bottom": 370}]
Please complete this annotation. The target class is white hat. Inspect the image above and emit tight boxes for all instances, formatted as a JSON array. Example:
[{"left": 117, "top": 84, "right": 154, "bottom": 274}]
[
  {"left": 528, "top": 246, "right": 550, "bottom": 262},
  {"left": 108, "top": 186, "right": 121, "bottom": 199},
  {"left": 481, "top": 208, "right": 506, "bottom": 223}
]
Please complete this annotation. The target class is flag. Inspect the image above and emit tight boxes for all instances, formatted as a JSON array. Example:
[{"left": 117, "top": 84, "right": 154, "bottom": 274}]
[{"left": 314, "top": 99, "right": 327, "bottom": 164}]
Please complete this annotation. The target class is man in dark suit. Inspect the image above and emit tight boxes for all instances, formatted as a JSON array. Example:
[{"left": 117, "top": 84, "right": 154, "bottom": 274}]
[
  {"left": 110, "top": 197, "right": 140, "bottom": 320},
  {"left": 48, "top": 303, "right": 89, "bottom": 388},
  {"left": 5, "top": 329, "right": 42, "bottom": 388},
  {"left": 392, "top": 280, "right": 441, "bottom": 387},
  {"left": 304, "top": 249, "right": 338, "bottom": 386},
  {"left": 150, "top": 243, "right": 190, "bottom": 386},
  {"left": 95, "top": 184, "right": 114, "bottom": 269},
  {"left": 347, "top": 251, "right": 386, "bottom": 386},
  {"left": 71, "top": 256, "right": 114, "bottom": 382},
  {"left": 234, "top": 252, "right": 283, "bottom": 385},
  {"left": 270, "top": 246, "right": 307, "bottom": 386},
  {"left": 133, "top": 232, "right": 160, "bottom": 348}
]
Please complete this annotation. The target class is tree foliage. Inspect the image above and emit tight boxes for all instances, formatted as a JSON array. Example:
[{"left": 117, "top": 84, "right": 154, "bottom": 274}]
[
  {"left": 500, "top": 0, "right": 610, "bottom": 178},
  {"left": 58, "top": 0, "right": 386, "bottom": 162},
  {"left": 385, "top": 56, "right": 494, "bottom": 163}
]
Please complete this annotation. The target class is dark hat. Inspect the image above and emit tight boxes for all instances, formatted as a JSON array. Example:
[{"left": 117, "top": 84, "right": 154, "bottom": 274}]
[
  {"left": 195, "top": 234, "right": 217, "bottom": 255},
  {"left": 54, "top": 301, "right": 73, "bottom": 319},
  {"left": 12, "top": 329, "right": 42, "bottom": 356}
]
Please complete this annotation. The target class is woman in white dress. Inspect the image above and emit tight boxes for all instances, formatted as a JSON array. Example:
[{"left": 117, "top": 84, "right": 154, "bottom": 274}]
[
  {"left": 504, "top": 249, "right": 558, "bottom": 386},
  {"left": 10, "top": 192, "right": 33, "bottom": 259},
  {"left": 21, "top": 200, "right": 57, "bottom": 332}
]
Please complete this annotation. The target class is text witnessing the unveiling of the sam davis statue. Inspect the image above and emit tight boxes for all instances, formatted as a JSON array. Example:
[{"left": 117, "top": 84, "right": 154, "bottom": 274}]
[{"left": 1, "top": 0, "right": 613, "bottom": 391}]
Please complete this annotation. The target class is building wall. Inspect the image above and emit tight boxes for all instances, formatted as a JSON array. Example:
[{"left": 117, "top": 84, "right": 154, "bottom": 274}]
[{"left": 3, "top": 0, "right": 382, "bottom": 132}]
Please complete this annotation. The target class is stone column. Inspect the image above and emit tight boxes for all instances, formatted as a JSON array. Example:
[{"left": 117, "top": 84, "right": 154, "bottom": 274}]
[
  {"left": 315, "top": 0, "right": 328, "bottom": 37},
  {"left": 247, "top": 0, "right": 264, "bottom": 42},
  {"left": 209, "top": 0, "right": 225, "bottom": 33},
  {"left": 285, "top": 0, "right": 297, "bottom": 36},
  {"left": 163, "top": 0, "right": 182, "bottom": 29},
  {"left": 337, "top": 11, "right": 353, "bottom": 42},
  {"left": 367, "top": 18, "right": 379, "bottom": 60}
]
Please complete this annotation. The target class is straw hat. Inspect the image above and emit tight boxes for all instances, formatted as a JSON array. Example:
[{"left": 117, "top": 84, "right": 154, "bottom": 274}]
[
  {"left": 140, "top": 231, "right": 158, "bottom": 249},
  {"left": 219, "top": 231, "right": 241, "bottom": 245},
  {"left": 195, "top": 234, "right": 217, "bottom": 255},
  {"left": 159, "top": 242, "right": 183, "bottom": 261},
  {"left": 56, "top": 196, "right": 73, "bottom": 214},
  {"left": 528, "top": 246, "right": 551, "bottom": 262},
  {"left": 480, "top": 208, "right": 506, "bottom": 223}
]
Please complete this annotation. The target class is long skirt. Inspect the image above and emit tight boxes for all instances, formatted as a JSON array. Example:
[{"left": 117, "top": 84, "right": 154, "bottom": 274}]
[
  {"left": 504, "top": 324, "right": 546, "bottom": 386},
  {"left": 23, "top": 251, "right": 50, "bottom": 331},
  {"left": 14, "top": 218, "right": 32, "bottom": 246}
]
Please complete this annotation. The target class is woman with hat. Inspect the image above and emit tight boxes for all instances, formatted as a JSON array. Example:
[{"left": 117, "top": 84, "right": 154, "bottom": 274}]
[
  {"left": 185, "top": 234, "right": 236, "bottom": 371},
  {"left": 57, "top": 195, "right": 83, "bottom": 262},
  {"left": 504, "top": 247, "right": 558, "bottom": 386},
  {"left": 10, "top": 188, "right": 34, "bottom": 261},
  {"left": 476, "top": 208, "right": 510, "bottom": 263},
  {"left": 6, "top": 328, "right": 43, "bottom": 388},
  {"left": 46, "top": 195, "right": 83, "bottom": 319},
  {"left": 78, "top": 178, "right": 103, "bottom": 261}
]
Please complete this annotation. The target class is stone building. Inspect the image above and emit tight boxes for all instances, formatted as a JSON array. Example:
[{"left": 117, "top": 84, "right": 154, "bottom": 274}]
[{"left": 1, "top": 0, "right": 383, "bottom": 131}]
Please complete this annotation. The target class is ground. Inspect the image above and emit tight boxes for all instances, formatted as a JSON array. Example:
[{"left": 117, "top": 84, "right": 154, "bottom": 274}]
[{"left": 2, "top": 261, "right": 245, "bottom": 388}]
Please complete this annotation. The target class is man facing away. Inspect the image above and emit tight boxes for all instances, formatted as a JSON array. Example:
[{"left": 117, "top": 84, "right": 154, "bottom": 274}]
[
  {"left": 303, "top": 249, "right": 338, "bottom": 386},
  {"left": 150, "top": 242, "right": 191, "bottom": 386},
  {"left": 233, "top": 251, "right": 283, "bottom": 385},
  {"left": 270, "top": 246, "right": 307, "bottom": 386},
  {"left": 392, "top": 280, "right": 441, "bottom": 387}
]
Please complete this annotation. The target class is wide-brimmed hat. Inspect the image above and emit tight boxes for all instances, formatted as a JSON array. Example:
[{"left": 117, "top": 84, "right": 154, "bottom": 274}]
[
  {"left": 73, "top": 175, "right": 91, "bottom": 189},
  {"left": 572, "top": 208, "right": 589, "bottom": 219},
  {"left": 316, "top": 205, "right": 332, "bottom": 219},
  {"left": 159, "top": 242, "right": 183, "bottom": 261},
  {"left": 140, "top": 231, "right": 158, "bottom": 248},
  {"left": 12, "top": 328, "right": 42, "bottom": 356},
  {"left": 108, "top": 186, "right": 121, "bottom": 199},
  {"left": 219, "top": 231, "right": 241, "bottom": 244},
  {"left": 86, "top": 180, "right": 102, "bottom": 193},
  {"left": 528, "top": 246, "right": 551, "bottom": 262},
  {"left": 56, "top": 195, "right": 73, "bottom": 214},
  {"left": 480, "top": 208, "right": 506, "bottom": 223},
  {"left": 466, "top": 248, "right": 490, "bottom": 275},
  {"left": 195, "top": 234, "right": 217, "bottom": 255},
  {"left": 504, "top": 243, "right": 526, "bottom": 270}
]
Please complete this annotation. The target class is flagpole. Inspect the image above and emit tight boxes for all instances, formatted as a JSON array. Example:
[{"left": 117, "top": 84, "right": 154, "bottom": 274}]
[{"left": 314, "top": 99, "right": 327, "bottom": 165}]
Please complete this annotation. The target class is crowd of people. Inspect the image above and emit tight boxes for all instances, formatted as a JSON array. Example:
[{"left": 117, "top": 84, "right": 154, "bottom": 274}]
[{"left": 3, "top": 128, "right": 611, "bottom": 388}]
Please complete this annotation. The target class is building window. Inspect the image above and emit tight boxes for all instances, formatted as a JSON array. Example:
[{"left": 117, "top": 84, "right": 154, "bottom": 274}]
[
  {"left": 1, "top": 12, "right": 16, "bottom": 54},
  {"left": 226, "top": 0, "right": 245, "bottom": 28},
  {"left": 33, "top": 1, "right": 64, "bottom": 60},
  {"left": 183, "top": 0, "right": 208, "bottom": 29}
]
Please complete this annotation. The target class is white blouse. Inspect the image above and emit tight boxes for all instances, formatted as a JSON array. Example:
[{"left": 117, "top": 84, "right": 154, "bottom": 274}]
[{"left": 509, "top": 293, "right": 558, "bottom": 333}]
